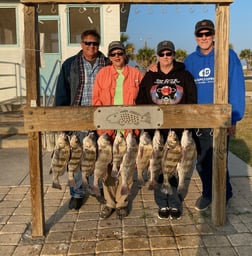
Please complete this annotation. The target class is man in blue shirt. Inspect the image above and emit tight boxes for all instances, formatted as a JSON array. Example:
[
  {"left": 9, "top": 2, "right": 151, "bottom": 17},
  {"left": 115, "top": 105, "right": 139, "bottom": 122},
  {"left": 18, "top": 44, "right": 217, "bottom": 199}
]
[{"left": 184, "top": 19, "right": 245, "bottom": 211}]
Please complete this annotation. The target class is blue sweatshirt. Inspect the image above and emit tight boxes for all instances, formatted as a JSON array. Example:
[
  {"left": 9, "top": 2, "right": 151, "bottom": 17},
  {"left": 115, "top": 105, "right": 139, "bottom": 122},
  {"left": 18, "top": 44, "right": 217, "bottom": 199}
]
[{"left": 184, "top": 46, "right": 245, "bottom": 125}]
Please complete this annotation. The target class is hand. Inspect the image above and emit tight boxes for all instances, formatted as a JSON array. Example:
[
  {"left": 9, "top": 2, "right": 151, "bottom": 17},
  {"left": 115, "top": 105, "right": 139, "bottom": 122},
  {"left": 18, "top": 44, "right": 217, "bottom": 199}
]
[{"left": 148, "top": 63, "right": 158, "bottom": 72}]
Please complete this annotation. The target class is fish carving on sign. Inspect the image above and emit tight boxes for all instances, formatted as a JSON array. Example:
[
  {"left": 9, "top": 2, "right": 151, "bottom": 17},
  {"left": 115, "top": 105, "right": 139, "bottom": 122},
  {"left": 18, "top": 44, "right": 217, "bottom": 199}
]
[{"left": 106, "top": 110, "right": 151, "bottom": 126}]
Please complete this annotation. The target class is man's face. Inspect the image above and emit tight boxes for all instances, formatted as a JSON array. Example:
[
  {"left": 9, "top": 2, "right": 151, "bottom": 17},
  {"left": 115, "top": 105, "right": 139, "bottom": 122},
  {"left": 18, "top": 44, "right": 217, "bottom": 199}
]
[
  {"left": 195, "top": 29, "right": 214, "bottom": 53},
  {"left": 80, "top": 35, "right": 99, "bottom": 59}
]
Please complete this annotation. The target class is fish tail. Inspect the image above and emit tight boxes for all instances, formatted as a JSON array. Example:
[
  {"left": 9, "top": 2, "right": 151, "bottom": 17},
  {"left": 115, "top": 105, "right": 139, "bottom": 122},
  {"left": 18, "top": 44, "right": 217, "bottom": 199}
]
[
  {"left": 111, "top": 169, "right": 119, "bottom": 178},
  {"left": 142, "top": 112, "right": 151, "bottom": 124},
  {"left": 52, "top": 182, "right": 62, "bottom": 190},
  {"left": 148, "top": 180, "right": 158, "bottom": 190},
  {"left": 121, "top": 185, "right": 131, "bottom": 195},
  {"left": 91, "top": 185, "right": 101, "bottom": 197},
  {"left": 137, "top": 176, "right": 145, "bottom": 188}
]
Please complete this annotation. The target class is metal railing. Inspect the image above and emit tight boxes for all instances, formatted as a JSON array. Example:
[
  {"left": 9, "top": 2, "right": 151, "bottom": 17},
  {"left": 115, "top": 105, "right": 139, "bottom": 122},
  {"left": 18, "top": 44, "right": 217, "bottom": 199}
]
[
  {"left": 42, "top": 59, "right": 62, "bottom": 106},
  {"left": 0, "top": 61, "right": 23, "bottom": 101}
]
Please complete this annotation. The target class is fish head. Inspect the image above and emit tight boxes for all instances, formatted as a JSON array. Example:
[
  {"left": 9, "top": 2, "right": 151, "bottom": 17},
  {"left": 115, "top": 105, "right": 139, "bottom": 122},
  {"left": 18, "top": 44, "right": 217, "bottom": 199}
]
[
  {"left": 57, "top": 132, "right": 69, "bottom": 148},
  {"left": 106, "top": 113, "right": 120, "bottom": 123},
  {"left": 114, "top": 131, "right": 124, "bottom": 143},
  {"left": 139, "top": 131, "right": 152, "bottom": 146},
  {"left": 167, "top": 130, "right": 179, "bottom": 147},
  {"left": 98, "top": 133, "right": 111, "bottom": 147},
  {"left": 153, "top": 130, "right": 164, "bottom": 147},
  {"left": 181, "top": 129, "right": 193, "bottom": 147},
  {"left": 83, "top": 132, "right": 97, "bottom": 148},
  {"left": 70, "top": 134, "right": 80, "bottom": 148},
  {"left": 126, "top": 132, "right": 137, "bottom": 148}
]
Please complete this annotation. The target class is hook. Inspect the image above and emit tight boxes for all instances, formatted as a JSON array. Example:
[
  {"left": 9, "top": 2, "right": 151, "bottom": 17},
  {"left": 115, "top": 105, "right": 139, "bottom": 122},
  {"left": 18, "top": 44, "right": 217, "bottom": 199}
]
[
  {"left": 51, "top": 3, "right": 57, "bottom": 14},
  {"left": 24, "top": 6, "right": 33, "bottom": 15},
  {"left": 189, "top": 5, "right": 195, "bottom": 13},
  {"left": 79, "top": 7, "right": 86, "bottom": 14},
  {"left": 106, "top": 5, "right": 112, "bottom": 13},
  {"left": 161, "top": 5, "right": 167, "bottom": 14},
  {"left": 134, "top": 6, "right": 140, "bottom": 14},
  {"left": 203, "top": 4, "right": 208, "bottom": 13},
  {"left": 93, "top": 7, "right": 99, "bottom": 13},
  {"left": 120, "top": 4, "right": 127, "bottom": 14},
  {"left": 36, "top": 4, "right": 41, "bottom": 14},
  {"left": 147, "top": 5, "right": 153, "bottom": 14}
]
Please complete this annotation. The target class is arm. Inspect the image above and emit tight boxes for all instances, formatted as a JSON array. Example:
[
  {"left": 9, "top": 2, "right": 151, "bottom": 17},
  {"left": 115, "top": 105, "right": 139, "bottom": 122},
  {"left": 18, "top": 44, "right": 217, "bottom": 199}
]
[
  {"left": 135, "top": 73, "right": 152, "bottom": 104},
  {"left": 228, "top": 49, "right": 246, "bottom": 125},
  {"left": 184, "top": 71, "right": 197, "bottom": 104},
  {"left": 54, "top": 62, "right": 71, "bottom": 106},
  {"left": 92, "top": 71, "right": 103, "bottom": 106}
]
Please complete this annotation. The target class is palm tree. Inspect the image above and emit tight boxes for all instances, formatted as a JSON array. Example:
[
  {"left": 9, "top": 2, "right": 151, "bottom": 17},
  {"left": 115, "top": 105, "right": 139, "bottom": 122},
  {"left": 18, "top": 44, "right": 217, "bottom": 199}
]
[
  {"left": 239, "top": 49, "right": 252, "bottom": 70},
  {"left": 120, "top": 33, "right": 135, "bottom": 61},
  {"left": 135, "top": 46, "right": 156, "bottom": 72},
  {"left": 175, "top": 49, "right": 187, "bottom": 62}
]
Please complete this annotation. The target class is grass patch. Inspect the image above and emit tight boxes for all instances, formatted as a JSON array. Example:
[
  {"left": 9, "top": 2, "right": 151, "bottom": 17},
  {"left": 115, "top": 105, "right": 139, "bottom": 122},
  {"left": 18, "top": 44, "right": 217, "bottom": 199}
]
[{"left": 229, "top": 93, "right": 252, "bottom": 166}]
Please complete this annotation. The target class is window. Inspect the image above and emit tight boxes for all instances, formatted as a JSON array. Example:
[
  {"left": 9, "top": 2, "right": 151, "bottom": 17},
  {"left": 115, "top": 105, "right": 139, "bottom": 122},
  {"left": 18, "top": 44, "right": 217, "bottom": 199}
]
[
  {"left": 0, "top": 8, "right": 17, "bottom": 45},
  {"left": 68, "top": 6, "right": 101, "bottom": 44}
]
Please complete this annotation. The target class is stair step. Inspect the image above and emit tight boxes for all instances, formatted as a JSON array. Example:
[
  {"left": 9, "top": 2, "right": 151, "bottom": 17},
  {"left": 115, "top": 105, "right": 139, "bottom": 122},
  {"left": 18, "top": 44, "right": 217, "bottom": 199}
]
[
  {"left": 0, "top": 111, "right": 23, "bottom": 122},
  {"left": 0, "top": 134, "right": 28, "bottom": 148},
  {"left": 0, "top": 122, "right": 25, "bottom": 134}
]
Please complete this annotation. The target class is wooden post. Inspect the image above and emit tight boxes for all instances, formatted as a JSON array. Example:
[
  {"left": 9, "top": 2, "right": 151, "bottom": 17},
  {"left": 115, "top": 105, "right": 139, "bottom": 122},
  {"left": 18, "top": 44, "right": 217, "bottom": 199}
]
[
  {"left": 24, "top": 4, "right": 45, "bottom": 237},
  {"left": 212, "top": 4, "right": 230, "bottom": 225}
]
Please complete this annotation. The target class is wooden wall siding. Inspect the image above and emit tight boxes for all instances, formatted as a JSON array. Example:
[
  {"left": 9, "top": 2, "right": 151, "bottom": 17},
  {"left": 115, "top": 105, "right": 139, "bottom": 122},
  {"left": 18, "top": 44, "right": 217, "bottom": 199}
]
[{"left": 21, "top": 1, "right": 232, "bottom": 236}]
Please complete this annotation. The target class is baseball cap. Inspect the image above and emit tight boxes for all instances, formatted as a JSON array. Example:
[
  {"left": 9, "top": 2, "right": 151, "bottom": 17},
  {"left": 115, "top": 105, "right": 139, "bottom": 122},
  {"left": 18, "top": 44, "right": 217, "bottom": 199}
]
[
  {"left": 195, "top": 19, "right": 215, "bottom": 35},
  {"left": 157, "top": 40, "right": 175, "bottom": 54},
  {"left": 108, "top": 41, "right": 125, "bottom": 53}
]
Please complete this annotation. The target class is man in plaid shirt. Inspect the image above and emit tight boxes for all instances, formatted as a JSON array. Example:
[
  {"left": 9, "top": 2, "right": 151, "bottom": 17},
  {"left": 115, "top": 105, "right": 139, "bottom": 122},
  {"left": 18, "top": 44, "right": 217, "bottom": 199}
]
[{"left": 55, "top": 29, "right": 109, "bottom": 210}]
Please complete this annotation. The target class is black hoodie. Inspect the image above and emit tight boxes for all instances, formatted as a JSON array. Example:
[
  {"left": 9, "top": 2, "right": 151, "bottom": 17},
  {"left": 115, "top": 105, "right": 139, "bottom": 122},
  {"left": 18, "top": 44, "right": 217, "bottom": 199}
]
[
  {"left": 136, "top": 60, "right": 196, "bottom": 106},
  {"left": 136, "top": 60, "right": 198, "bottom": 144}
]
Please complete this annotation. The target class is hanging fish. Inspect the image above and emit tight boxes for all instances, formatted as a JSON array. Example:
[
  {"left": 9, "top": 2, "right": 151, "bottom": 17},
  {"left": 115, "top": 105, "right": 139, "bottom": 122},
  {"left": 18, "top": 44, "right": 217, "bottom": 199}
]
[
  {"left": 161, "top": 130, "right": 182, "bottom": 194},
  {"left": 92, "top": 133, "right": 112, "bottom": 196},
  {"left": 148, "top": 129, "right": 164, "bottom": 190},
  {"left": 67, "top": 134, "right": 83, "bottom": 187},
  {"left": 119, "top": 132, "right": 138, "bottom": 195},
  {"left": 111, "top": 131, "right": 127, "bottom": 178},
  {"left": 49, "top": 132, "right": 71, "bottom": 190},
  {"left": 177, "top": 129, "right": 197, "bottom": 201},
  {"left": 136, "top": 130, "right": 153, "bottom": 187},
  {"left": 81, "top": 132, "right": 97, "bottom": 189}
]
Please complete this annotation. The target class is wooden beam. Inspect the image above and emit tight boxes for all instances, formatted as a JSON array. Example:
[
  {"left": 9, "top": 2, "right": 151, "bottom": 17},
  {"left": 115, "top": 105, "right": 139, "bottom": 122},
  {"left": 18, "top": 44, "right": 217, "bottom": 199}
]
[
  {"left": 212, "top": 4, "right": 230, "bottom": 226},
  {"left": 20, "top": 0, "right": 234, "bottom": 4},
  {"left": 24, "top": 4, "right": 45, "bottom": 237},
  {"left": 23, "top": 104, "right": 231, "bottom": 132}
]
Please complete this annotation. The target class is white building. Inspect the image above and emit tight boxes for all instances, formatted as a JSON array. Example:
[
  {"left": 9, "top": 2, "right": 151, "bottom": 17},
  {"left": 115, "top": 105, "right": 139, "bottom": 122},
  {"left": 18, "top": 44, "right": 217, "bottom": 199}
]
[{"left": 0, "top": 1, "right": 130, "bottom": 103}]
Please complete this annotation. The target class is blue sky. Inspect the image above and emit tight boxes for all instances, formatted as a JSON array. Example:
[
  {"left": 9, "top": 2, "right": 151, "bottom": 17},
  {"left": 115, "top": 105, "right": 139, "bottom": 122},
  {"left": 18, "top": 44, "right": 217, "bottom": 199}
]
[{"left": 125, "top": 2, "right": 251, "bottom": 56}]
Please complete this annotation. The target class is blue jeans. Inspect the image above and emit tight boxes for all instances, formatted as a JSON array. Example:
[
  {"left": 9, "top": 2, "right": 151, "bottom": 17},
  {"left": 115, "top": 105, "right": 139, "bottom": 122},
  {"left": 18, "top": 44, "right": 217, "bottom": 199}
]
[
  {"left": 69, "top": 131, "right": 88, "bottom": 199},
  {"left": 196, "top": 128, "right": 233, "bottom": 201},
  {"left": 154, "top": 175, "right": 182, "bottom": 210}
]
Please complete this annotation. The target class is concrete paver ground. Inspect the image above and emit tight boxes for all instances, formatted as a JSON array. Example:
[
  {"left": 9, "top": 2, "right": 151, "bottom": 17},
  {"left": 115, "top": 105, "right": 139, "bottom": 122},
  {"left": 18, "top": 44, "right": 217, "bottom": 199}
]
[{"left": 0, "top": 148, "right": 252, "bottom": 255}]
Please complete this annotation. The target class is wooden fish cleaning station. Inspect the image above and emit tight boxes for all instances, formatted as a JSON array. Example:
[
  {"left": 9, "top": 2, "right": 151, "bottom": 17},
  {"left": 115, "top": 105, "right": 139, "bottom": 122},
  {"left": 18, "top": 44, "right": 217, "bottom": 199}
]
[{"left": 21, "top": 0, "right": 234, "bottom": 237}]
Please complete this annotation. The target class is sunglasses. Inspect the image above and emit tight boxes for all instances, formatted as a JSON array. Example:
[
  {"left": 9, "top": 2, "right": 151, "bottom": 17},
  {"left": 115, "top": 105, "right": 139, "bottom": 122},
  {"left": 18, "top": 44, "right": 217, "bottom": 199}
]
[
  {"left": 158, "top": 52, "right": 173, "bottom": 57},
  {"left": 82, "top": 41, "right": 99, "bottom": 46},
  {"left": 109, "top": 52, "right": 124, "bottom": 57},
  {"left": 196, "top": 31, "right": 213, "bottom": 38}
]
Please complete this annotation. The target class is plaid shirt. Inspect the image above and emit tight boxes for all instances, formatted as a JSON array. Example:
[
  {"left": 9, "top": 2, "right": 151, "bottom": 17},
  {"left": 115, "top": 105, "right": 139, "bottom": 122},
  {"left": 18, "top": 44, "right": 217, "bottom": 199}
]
[
  {"left": 73, "top": 51, "right": 108, "bottom": 106},
  {"left": 80, "top": 57, "right": 100, "bottom": 106}
]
